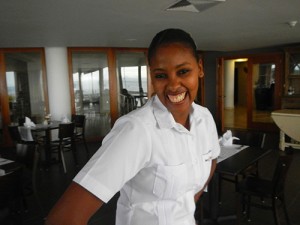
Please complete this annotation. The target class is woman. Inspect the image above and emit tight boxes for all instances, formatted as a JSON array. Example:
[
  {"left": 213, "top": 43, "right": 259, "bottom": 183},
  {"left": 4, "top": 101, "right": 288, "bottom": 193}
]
[{"left": 45, "top": 28, "right": 220, "bottom": 225}]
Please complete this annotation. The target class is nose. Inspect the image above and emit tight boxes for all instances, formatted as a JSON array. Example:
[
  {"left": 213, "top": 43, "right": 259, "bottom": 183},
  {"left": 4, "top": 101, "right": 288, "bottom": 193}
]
[{"left": 167, "top": 74, "right": 181, "bottom": 91}]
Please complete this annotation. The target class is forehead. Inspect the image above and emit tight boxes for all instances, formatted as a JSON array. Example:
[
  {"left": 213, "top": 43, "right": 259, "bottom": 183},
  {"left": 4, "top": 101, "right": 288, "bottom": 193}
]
[{"left": 150, "top": 43, "right": 197, "bottom": 66}]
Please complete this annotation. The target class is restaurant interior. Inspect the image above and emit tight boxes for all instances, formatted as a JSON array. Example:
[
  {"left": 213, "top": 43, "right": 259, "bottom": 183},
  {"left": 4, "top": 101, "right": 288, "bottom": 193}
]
[{"left": 0, "top": 0, "right": 300, "bottom": 225}]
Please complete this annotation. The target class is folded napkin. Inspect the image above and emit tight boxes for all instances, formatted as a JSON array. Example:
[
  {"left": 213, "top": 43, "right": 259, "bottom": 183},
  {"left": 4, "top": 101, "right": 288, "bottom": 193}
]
[
  {"left": 61, "top": 115, "right": 70, "bottom": 124},
  {"left": 18, "top": 126, "right": 34, "bottom": 141},
  {"left": 219, "top": 130, "right": 239, "bottom": 146},
  {"left": 23, "top": 116, "right": 36, "bottom": 127}
]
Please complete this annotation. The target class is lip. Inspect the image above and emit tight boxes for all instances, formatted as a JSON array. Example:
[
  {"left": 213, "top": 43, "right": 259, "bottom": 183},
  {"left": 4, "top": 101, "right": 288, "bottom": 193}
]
[{"left": 167, "top": 91, "right": 187, "bottom": 103}]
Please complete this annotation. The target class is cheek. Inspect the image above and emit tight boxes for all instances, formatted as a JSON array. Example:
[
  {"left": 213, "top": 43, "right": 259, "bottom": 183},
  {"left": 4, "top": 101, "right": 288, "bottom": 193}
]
[
  {"left": 152, "top": 81, "right": 165, "bottom": 94},
  {"left": 188, "top": 77, "right": 199, "bottom": 91}
]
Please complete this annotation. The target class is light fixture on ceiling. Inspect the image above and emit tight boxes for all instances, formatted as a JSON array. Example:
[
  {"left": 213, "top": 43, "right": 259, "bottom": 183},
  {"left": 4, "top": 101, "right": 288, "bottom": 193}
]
[
  {"left": 287, "top": 20, "right": 298, "bottom": 28},
  {"left": 234, "top": 58, "right": 248, "bottom": 62},
  {"left": 166, "top": 0, "right": 226, "bottom": 13}
]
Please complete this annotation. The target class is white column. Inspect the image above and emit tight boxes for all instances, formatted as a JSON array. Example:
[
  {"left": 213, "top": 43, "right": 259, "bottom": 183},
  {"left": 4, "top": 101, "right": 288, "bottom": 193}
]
[
  {"left": 45, "top": 47, "right": 71, "bottom": 121},
  {"left": 224, "top": 60, "right": 235, "bottom": 109}
]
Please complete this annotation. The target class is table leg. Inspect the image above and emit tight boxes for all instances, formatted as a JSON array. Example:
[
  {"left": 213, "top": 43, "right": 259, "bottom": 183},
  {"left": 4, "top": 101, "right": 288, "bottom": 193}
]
[{"left": 44, "top": 129, "right": 52, "bottom": 168}]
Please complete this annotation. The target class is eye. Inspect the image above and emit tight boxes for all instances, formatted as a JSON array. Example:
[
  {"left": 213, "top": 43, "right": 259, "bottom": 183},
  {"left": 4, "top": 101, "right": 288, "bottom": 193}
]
[
  {"left": 178, "top": 69, "right": 190, "bottom": 76},
  {"left": 154, "top": 73, "right": 167, "bottom": 79}
]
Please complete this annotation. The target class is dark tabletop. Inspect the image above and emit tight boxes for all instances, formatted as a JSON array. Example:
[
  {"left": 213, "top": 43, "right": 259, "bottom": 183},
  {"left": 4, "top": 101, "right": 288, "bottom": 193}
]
[{"left": 216, "top": 147, "right": 272, "bottom": 176}]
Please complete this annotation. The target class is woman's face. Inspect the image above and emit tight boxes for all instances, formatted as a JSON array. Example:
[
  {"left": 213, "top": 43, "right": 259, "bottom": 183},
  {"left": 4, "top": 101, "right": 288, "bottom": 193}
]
[{"left": 150, "top": 42, "right": 203, "bottom": 122}]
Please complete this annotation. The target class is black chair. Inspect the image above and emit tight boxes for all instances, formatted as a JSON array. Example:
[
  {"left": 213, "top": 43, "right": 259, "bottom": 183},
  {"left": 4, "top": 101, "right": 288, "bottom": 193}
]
[
  {"left": 71, "top": 114, "right": 89, "bottom": 157},
  {"left": 236, "top": 151, "right": 293, "bottom": 225},
  {"left": 7, "top": 125, "right": 45, "bottom": 216},
  {"left": 8, "top": 125, "right": 39, "bottom": 187},
  {"left": 218, "top": 129, "right": 266, "bottom": 203},
  {"left": 120, "top": 89, "right": 137, "bottom": 115},
  {"left": 50, "top": 122, "right": 76, "bottom": 173},
  {"left": 8, "top": 125, "right": 23, "bottom": 144},
  {"left": 0, "top": 166, "right": 23, "bottom": 225}
]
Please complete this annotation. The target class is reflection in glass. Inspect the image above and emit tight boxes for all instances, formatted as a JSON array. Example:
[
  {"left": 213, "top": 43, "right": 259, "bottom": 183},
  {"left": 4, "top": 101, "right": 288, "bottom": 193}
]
[
  {"left": 116, "top": 52, "right": 148, "bottom": 115},
  {"left": 252, "top": 63, "right": 275, "bottom": 123},
  {"left": 71, "top": 52, "right": 110, "bottom": 139},
  {"left": 289, "top": 53, "right": 300, "bottom": 75},
  {"left": 5, "top": 52, "right": 46, "bottom": 124}
]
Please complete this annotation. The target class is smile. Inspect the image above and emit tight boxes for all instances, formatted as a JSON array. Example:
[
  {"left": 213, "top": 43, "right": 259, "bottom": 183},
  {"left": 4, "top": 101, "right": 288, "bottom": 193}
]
[{"left": 168, "top": 92, "right": 186, "bottom": 103}]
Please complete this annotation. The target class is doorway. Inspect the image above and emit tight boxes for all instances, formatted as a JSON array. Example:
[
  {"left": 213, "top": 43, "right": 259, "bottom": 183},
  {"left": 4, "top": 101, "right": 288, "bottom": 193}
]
[{"left": 217, "top": 53, "right": 283, "bottom": 133}]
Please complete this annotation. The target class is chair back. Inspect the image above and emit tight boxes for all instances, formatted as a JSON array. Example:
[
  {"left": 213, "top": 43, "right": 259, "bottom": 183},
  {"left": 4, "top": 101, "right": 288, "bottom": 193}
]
[
  {"left": 18, "top": 117, "right": 25, "bottom": 126},
  {"left": 8, "top": 125, "right": 22, "bottom": 143},
  {"left": 72, "top": 115, "right": 86, "bottom": 130},
  {"left": 58, "top": 122, "right": 75, "bottom": 139},
  {"left": 231, "top": 129, "right": 265, "bottom": 148},
  {"left": 272, "top": 154, "right": 293, "bottom": 196}
]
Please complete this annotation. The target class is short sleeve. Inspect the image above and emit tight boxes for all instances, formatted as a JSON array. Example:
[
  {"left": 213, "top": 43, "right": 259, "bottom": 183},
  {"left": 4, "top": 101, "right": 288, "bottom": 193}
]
[
  {"left": 205, "top": 108, "right": 220, "bottom": 159},
  {"left": 73, "top": 115, "right": 152, "bottom": 203}
]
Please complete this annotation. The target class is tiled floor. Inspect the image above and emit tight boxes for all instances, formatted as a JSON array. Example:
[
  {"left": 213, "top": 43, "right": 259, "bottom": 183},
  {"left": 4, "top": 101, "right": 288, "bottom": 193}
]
[{"left": 1, "top": 141, "right": 300, "bottom": 225}]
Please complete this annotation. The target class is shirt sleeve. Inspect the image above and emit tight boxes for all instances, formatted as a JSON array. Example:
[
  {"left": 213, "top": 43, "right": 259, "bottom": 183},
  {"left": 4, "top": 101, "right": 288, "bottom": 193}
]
[
  {"left": 73, "top": 115, "right": 152, "bottom": 203},
  {"left": 206, "top": 108, "right": 221, "bottom": 160}
]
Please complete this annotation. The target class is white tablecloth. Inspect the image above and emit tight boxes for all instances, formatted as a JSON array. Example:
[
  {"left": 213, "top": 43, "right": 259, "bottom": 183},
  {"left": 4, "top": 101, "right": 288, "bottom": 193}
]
[{"left": 217, "top": 144, "right": 249, "bottom": 163}]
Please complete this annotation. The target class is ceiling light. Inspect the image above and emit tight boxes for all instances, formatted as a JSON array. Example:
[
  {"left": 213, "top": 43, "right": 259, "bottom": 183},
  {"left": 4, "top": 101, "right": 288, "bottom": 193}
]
[
  {"left": 234, "top": 58, "right": 248, "bottom": 62},
  {"left": 166, "top": 0, "right": 225, "bottom": 13},
  {"left": 287, "top": 20, "right": 297, "bottom": 28}
]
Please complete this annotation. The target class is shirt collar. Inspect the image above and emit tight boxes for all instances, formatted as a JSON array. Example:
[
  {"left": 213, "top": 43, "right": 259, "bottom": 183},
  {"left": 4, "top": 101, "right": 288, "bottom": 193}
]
[{"left": 152, "top": 95, "right": 200, "bottom": 131}]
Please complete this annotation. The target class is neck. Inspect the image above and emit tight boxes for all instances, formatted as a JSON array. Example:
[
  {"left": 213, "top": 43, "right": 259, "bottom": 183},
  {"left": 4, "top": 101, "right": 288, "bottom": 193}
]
[{"left": 173, "top": 112, "right": 190, "bottom": 130}]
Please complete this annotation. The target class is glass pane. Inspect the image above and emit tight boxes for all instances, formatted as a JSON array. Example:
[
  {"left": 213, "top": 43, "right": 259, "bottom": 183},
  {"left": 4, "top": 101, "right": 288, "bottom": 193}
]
[
  {"left": 116, "top": 52, "right": 148, "bottom": 115},
  {"left": 72, "top": 52, "right": 110, "bottom": 139},
  {"left": 5, "top": 52, "right": 46, "bottom": 124},
  {"left": 289, "top": 53, "right": 300, "bottom": 75},
  {"left": 252, "top": 63, "right": 275, "bottom": 123}
]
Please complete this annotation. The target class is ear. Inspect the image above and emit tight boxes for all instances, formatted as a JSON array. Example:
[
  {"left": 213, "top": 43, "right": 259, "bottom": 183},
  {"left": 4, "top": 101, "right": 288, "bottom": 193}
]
[{"left": 198, "top": 58, "right": 204, "bottom": 78}]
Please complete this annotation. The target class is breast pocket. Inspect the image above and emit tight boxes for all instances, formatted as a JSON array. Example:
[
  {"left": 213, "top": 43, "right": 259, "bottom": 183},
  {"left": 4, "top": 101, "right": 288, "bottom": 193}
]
[{"left": 153, "top": 164, "right": 189, "bottom": 200}]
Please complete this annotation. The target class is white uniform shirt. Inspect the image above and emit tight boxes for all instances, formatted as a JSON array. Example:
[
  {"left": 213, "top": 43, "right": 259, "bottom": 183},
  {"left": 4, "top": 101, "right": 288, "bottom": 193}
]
[{"left": 74, "top": 96, "right": 220, "bottom": 225}]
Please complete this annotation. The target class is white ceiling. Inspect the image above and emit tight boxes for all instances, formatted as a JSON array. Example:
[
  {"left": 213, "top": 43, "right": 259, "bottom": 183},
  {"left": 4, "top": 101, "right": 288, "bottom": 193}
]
[{"left": 0, "top": 0, "right": 299, "bottom": 51}]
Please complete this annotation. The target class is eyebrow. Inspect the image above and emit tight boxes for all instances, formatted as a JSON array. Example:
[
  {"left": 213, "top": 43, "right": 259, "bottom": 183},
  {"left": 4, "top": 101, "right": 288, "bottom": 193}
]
[{"left": 152, "top": 62, "right": 191, "bottom": 72}]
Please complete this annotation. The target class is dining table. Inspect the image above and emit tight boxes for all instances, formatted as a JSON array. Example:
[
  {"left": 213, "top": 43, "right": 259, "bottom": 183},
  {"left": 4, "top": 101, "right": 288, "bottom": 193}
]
[
  {"left": 203, "top": 145, "right": 273, "bottom": 223},
  {"left": 0, "top": 157, "right": 22, "bottom": 176},
  {"left": 30, "top": 121, "right": 61, "bottom": 167}
]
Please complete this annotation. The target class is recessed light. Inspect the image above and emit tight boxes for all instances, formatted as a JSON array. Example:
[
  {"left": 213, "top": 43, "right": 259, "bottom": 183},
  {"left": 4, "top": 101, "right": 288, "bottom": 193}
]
[{"left": 287, "top": 20, "right": 297, "bottom": 28}]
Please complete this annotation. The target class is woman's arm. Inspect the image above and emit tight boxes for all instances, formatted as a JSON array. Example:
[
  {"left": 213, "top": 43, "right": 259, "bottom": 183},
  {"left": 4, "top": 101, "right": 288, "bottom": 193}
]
[
  {"left": 194, "top": 158, "right": 217, "bottom": 202},
  {"left": 45, "top": 181, "right": 103, "bottom": 225}
]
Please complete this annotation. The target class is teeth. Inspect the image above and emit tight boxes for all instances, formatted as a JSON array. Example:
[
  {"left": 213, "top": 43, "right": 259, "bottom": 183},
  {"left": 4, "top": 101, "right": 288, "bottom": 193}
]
[{"left": 168, "top": 92, "right": 186, "bottom": 103}]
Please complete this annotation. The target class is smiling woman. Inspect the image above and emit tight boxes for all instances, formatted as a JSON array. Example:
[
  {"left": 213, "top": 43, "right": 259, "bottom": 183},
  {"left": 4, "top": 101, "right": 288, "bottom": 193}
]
[{"left": 45, "top": 29, "right": 220, "bottom": 225}]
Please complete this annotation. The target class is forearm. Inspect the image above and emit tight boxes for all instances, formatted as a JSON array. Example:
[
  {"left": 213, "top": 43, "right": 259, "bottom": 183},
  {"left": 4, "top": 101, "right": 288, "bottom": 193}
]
[{"left": 45, "top": 182, "right": 103, "bottom": 225}]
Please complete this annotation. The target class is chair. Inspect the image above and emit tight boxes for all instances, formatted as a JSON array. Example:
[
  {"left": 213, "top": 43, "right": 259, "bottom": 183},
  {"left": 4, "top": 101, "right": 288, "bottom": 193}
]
[
  {"left": 7, "top": 125, "right": 45, "bottom": 216},
  {"left": 0, "top": 166, "right": 23, "bottom": 225},
  {"left": 218, "top": 129, "right": 266, "bottom": 203},
  {"left": 50, "top": 122, "right": 76, "bottom": 173},
  {"left": 71, "top": 114, "right": 89, "bottom": 158},
  {"left": 236, "top": 151, "right": 293, "bottom": 225},
  {"left": 120, "top": 89, "right": 137, "bottom": 115}
]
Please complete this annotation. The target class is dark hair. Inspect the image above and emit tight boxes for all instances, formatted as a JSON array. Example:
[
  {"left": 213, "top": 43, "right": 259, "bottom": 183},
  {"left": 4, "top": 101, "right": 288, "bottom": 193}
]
[{"left": 147, "top": 28, "right": 199, "bottom": 65}]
